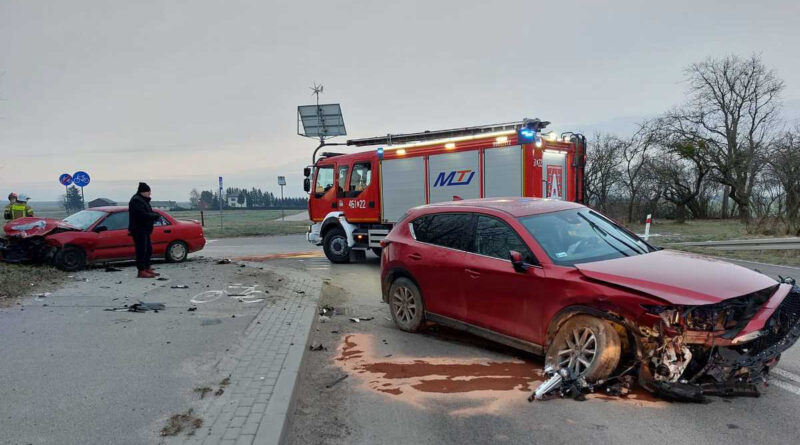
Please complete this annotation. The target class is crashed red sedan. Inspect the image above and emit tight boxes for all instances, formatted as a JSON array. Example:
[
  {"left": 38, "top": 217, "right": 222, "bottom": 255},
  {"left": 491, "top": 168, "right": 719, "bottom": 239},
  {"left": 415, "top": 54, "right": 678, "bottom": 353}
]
[
  {"left": 0, "top": 206, "right": 205, "bottom": 271},
  {"left": 380, "top": 198, "right": 800, "bottom": 400}
]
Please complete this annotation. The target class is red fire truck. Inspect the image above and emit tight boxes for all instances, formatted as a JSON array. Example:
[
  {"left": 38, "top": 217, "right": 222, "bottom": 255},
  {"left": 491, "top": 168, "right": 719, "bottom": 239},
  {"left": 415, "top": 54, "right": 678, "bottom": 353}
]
[{"left": 303, "top": 119, "right": 586, "bottom": 263}]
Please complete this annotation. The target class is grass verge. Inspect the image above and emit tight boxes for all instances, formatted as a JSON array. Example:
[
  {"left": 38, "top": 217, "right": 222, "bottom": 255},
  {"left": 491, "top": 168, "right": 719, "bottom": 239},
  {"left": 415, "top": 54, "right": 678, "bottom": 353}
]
[
  {"left": 0, "top": 263, "right": 67, "bottom": 307},
  {"left": 671, "top": 246, "right": 800, "bottom": 269},
  {"left": 170, "top": 210, "right": 309, "bottom": 239}
]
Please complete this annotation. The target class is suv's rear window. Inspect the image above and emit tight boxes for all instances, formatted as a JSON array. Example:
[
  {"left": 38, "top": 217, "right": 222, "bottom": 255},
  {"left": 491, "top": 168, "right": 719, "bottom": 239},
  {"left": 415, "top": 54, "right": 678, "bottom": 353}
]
[{"left": 411, "top": 213, "right": 473, "bottom": 251}]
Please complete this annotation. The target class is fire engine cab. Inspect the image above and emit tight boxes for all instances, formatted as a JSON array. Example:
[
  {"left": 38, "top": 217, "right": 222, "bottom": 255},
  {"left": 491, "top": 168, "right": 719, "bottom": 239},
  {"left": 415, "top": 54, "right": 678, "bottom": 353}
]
[{"left": 303, "top": 119, "right": 586, "bottom": 263}]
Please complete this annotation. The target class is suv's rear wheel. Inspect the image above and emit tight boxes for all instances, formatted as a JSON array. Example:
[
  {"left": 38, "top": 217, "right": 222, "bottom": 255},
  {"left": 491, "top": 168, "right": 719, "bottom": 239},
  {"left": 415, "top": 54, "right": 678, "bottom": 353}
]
[
  {"left": 545, "top": 315, "right": 621, "bottom": 382},
  {"left": 322, "top": 227, "right": 350, "bottom": 263},
  {"left": 55, "top": 245, "right": 86, "bottom": 271},
  {"left": 389, "top": 277, "right": 425, "bottom": 332}
]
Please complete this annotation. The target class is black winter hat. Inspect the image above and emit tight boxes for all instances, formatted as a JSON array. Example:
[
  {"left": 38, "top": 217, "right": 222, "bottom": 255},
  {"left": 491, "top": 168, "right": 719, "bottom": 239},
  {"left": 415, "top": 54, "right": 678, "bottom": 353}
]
[{"left": 137, "top": 182, "right": 151, "bottom": 193}]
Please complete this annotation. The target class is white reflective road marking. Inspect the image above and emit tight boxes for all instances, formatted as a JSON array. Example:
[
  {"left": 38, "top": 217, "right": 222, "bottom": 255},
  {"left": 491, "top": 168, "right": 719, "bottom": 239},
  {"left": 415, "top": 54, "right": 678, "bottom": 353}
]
[
  {"left": 771, "top": 378, "right": 800, "bottom": 396},
  {"left": 773, "top": 368, "right": 800, "bottom": 385}
]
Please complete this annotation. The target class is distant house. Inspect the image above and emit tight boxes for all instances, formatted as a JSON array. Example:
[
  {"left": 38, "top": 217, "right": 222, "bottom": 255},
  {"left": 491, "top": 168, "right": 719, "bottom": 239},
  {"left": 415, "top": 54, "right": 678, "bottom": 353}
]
[
  {"left": 150, "top": 200, "right": 178, "bottom": 211},
  {"left": 227, "top": 195, "right": 247, "bottom": 208},
  {"left": 88, "top": 198, "right": 117, "bottom": 208}
]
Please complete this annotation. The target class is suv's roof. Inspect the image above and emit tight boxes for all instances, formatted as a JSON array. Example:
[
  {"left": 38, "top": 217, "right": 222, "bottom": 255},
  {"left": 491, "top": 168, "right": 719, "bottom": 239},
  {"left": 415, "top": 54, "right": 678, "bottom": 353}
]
[{"left": 423, "top": 197, "right": 584, "bottom": 217}]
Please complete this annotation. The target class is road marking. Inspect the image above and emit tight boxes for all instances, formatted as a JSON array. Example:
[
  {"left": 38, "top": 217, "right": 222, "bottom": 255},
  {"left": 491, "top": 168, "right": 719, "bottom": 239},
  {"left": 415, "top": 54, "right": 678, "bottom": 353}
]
[
  {"left": 770, "top": 379, "right": 800, "bottom": 396},
  {"left": 773, "top": 368, "right": 800, "bottom": 385}
]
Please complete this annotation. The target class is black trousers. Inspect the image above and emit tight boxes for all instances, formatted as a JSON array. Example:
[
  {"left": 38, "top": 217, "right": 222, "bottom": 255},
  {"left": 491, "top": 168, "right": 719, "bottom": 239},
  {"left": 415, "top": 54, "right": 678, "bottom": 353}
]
[{"left": 131, "top": 232, "right": 153, "bottom": 271}]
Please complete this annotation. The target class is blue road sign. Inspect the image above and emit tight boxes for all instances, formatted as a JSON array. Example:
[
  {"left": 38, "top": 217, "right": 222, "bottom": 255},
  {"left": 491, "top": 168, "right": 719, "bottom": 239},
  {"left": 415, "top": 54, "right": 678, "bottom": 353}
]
[
  {"left": 219, "top": 176, "right": 223, "bottom": 189},
  {"left": 73, "top": 171, "right": 91, "bottom": 187},
  {"left": 59, "top": 173, "right": 73, "bottom": 186}
]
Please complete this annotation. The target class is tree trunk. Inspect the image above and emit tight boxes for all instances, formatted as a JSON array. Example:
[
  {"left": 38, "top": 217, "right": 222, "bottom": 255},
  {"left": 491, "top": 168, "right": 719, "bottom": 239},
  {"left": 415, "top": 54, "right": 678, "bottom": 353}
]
[
  {"left": 721, "top": 186, "right": 730, "bottom": 219},
  {"left": 738, "top": 202, "right": 749, "bottom": 223},
  {"left": 676, "top": 203, "right": 686, "bottom": 224}
]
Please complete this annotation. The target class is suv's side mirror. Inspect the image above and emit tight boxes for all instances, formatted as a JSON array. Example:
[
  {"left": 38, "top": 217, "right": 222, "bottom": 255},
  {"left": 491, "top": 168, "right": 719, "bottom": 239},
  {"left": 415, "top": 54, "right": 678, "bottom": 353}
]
[
  {"left": 303, "top": 178, "right": 311, "bottom": 193},
  {"left": 509, "top": 250, "right": 529, "bottom": 273},
  {"left": 94, "top": 226, "right": 108, "bottom": 233},
  {"left": 303, "top": 167, "right": 311, "bottom": 177}
]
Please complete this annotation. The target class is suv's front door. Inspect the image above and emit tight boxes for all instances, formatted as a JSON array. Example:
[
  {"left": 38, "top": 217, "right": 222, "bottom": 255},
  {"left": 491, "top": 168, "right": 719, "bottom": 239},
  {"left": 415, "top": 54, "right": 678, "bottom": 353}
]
[{"left": 462, "top": 214, "right": 543, "bottom": 343}]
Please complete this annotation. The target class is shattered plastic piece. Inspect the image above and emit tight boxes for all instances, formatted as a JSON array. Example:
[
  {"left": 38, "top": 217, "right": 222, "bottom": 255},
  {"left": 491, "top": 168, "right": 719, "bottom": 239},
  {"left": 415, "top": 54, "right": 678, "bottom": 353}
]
[
  {"left": 171, "top": 285, "right": 190, "bottom": 289},
  {"left": 319, "top": 305, "right": 336, "bottom": 316},
  {"left": 309, "top": 343, "right": 326, "bottom": 351},
  {"left": 326, "top": 374, "right": 348, "bottom": 389},
  {"left": 187, "top": 307, "right": 197, "bottom": 312},
  {"left": 350, "top": 316, "right": 374, "bottom": 323},
  {"left": 104, "top": 302, "right": 166, "bottom": 313},
  {"left": 216, "top": 259, "right": 231, "bottom": 265},
  {"left": 651, "top": 381, "right": 707, "bottom": 403},
  {"left": 157, "top": 277, "right": 169, "bottom": 281},
  {"left": 105, "top": 266, "right": 123, "bottom": 272},
  {"left": 530, "top": 367, "right": 566, "bottom": 401},
  {"left": 350, "top": 318, "right": 360, "bottom": 323}
]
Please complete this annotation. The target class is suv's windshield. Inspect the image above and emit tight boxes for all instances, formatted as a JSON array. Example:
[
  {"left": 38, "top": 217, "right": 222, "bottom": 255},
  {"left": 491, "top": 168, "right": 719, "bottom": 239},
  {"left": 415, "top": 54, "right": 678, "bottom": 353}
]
[
  {"left": 63, "top": 210, "right": 106, "bottom": 230},
  {"left": 518, "top": 209, "right": 653, "bottom": 266}
]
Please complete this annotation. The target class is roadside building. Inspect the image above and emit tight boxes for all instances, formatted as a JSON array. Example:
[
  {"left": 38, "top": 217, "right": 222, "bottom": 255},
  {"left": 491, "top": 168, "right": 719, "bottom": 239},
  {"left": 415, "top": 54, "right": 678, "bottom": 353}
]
[
  {"left": 88, "top": 198, "right": 118, "bottom": 208},
  {"left": 150, "top": 200, "right": 178, "bottom": 211}
]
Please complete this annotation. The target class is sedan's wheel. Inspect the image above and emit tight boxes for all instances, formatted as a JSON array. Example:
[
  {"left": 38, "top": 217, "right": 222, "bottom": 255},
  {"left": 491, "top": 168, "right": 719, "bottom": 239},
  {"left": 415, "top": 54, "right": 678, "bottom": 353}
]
[
  {"left": 545, "top": 315, "right": 621, "bottom": 382},
  {"left": 322, "top": 227, "right": 350, "bottom": 264},
  {"left": 165, "top": 241, "right": 188, "bottom": 263},
  {"left": 55, "top": 246, "right": 86, "bottom": 272},
  {"left": 389, "top": 277, "right": 425, "bottom": 332}
]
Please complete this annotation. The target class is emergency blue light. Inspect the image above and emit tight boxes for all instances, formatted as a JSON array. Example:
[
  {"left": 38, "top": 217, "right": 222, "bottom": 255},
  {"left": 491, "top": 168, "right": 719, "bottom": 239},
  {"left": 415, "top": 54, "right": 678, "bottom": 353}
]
[
  {"left": 377, "top": 147, "right": 384, "bottom": 160},
  {"left": 518, "top": 128, "right": 536, "bottom": 144}
]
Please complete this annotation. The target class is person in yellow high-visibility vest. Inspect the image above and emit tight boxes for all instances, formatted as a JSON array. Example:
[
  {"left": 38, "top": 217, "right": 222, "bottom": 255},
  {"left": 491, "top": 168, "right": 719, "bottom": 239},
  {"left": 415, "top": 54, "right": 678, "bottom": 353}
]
[{"left": 4, "top": 193, "right": 35, "bottom": 221}]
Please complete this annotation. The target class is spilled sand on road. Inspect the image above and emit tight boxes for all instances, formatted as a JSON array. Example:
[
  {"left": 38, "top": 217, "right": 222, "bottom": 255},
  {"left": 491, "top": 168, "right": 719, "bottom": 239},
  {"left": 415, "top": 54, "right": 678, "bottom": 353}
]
[
  {"left": 335, "top": 333, "right": 665, "bottom": 415},
  {"left": 232, "top": 251, "right": 324, "bottom": 261}
]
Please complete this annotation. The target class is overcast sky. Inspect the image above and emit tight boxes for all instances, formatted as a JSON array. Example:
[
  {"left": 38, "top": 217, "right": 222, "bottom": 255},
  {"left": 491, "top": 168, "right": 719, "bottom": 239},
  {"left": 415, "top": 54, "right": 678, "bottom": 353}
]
[{"left": 1, "top": 0, "right": 799, "bottom": 202}]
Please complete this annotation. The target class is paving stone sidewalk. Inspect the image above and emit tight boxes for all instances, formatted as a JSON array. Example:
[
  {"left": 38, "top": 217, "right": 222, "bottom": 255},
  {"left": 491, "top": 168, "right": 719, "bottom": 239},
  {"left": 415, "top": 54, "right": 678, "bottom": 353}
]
[{"left": 165, "top": 265, "right": 321, "bottom": 445}]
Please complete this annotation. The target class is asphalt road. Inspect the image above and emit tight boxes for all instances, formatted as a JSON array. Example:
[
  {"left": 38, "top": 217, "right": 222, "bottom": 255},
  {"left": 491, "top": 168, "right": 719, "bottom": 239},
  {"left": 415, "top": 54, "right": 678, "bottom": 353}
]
[
  {"left": 0, "top": 259, "right": 282, "bottom": 445},
  {"left": 199, "top": 235, "right": 800, "bottom": 445}
]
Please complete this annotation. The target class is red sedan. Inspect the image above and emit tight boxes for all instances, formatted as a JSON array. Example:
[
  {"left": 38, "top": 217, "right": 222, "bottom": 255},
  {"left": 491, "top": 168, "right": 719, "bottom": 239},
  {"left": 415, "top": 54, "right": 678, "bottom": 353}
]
[
  {"left": 380, "top": 198, "right": 800, "bottom": 396},
  {"left": 1, "top": 206, "right": 205, "bottom": 271}
]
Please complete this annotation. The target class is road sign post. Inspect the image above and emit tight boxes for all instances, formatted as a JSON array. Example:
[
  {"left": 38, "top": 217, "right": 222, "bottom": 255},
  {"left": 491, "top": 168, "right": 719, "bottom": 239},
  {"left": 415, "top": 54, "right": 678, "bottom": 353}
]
[
  {"left": 218, "top": 176, "right": 224, "bottom": 230},
  {"left": 59, "top": 173, "right": 74, "bottom": 214},
  {"left": 72, "top": 171, "right": 90, "bottom": 210},
  {"left": 277, "top": 176, "right": 286, "bottom": 221}
]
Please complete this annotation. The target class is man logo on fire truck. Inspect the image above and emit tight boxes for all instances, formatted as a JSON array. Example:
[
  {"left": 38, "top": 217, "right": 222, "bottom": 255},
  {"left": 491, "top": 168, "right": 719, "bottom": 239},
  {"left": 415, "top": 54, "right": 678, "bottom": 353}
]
[
  {"left": 433, "top": 170, "right": 476, "bottom": 187},
  {"left": 546, "top": 165, "right": 563, "bottom": 199}
]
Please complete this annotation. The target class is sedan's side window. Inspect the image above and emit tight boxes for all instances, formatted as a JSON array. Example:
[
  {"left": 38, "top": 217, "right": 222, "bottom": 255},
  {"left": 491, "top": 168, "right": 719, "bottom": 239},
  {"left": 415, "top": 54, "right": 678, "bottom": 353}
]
[
  {"left": 411, "top": 213, "right": 473, "bottom": 251},
  {"left": 473, "top": 215, "right": 535, "bottom": 263},
  {"left": 99, "top": 212, "right": 129, "bottom": 231}
]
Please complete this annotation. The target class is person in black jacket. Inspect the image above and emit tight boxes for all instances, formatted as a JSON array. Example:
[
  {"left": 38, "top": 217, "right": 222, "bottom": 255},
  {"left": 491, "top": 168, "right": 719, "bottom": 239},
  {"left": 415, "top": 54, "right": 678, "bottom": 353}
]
[{"left": 128, "top": 182, "right": 161, "bottom": 278}]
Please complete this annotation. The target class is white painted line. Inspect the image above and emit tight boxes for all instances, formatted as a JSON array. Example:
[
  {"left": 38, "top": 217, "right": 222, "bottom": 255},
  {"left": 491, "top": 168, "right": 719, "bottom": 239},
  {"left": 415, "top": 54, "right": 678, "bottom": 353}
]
[
  {"left": 773, "top": 368, "right": 800, "bottom": 385},
  {"left": 770, "top": 378, "right": 800, "bottom": 396}
]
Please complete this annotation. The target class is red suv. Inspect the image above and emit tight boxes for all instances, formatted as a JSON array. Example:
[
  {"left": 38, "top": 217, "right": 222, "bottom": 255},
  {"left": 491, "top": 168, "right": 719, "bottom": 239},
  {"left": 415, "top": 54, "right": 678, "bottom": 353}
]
[{"left": 380, "top": 198, "right": 800, "bottom": 392}]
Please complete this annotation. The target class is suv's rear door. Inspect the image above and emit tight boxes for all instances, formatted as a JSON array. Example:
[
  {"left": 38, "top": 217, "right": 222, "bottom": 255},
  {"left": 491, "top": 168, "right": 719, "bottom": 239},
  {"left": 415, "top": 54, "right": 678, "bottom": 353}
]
[
  {"left": 406, "top": 212, "right": 474, "bottom": 320},
  {"left": 462, "top": 214, "right": 543, "bottom": 343}
]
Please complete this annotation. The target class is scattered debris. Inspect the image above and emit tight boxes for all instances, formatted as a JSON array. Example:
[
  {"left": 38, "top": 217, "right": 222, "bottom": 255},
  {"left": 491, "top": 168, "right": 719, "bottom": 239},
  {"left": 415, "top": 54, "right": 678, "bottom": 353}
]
[
  {"left": 160, "top": 409, "right": 203, "bottom": 437},
  {"left": 187, "top": 307, "right": 197, "bottom": 312},
  {"left": 193, "top": 387, "right": 212, "bottom": 399},
  {"left": 214, "top": 388, "right": 224, "bottom": 397},
  {"left": 319, "top": 305, "right": 336, "bottom": 316},
  {"left": 309, "top": 343, "right": 326, "bottom": 351},
  {"left": 295, "top": 290, "right": 305, "bottom": 294},
  {"left": 350, "top": 316, "right": 374, "bottom": 323},
  {"left": 219, "top": 376, "right": 231, "bottom": 387},
  {"left": 104, "top": 302, "right": 165, "bottom": 313},
  {"left": 325, "top": 374, "right": 348, "bottom": 389},
  {"left": 104, "top": 266, "right": 122, "bottom": 272},
  {"left": 216, "top": 259, "right": 231, "bottom": 265},
  {"left": 318, "top": 315, "right": 330, "bottom": 323},
  {"left": 34, "top": 292, "right": 50, "bottom": 301},
  {"left": 157, "top": 277, "right": 169, "bottom": 281},
  {"left": 171, "top": 285, "right": 190, "bottom": 289}
]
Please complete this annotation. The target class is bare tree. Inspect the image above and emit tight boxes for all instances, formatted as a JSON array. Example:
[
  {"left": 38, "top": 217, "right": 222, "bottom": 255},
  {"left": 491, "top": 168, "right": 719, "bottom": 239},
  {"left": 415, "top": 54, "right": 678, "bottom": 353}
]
[
  {"left": 189, "top": 189, "right": 200, "bottom": 209},
  {"left": 767, "top": 128, "right": 800, "bottom": 234},
  {"left": 620, "top": 124, "right": 655, "bottom": 223},
  {"left": 585, "top": 134, "right": 623, "bottom": 213},
  {"left": 649, "top": 140, "right": 710, "bottom": 223},
  {"left": 665, "top": 55, "right": 784, "bottom": 221}
]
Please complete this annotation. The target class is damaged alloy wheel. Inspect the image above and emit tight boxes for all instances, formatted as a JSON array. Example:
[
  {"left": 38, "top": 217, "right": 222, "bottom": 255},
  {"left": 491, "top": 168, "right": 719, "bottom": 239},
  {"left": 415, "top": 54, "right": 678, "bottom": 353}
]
[{"left": 545, "top": 315, "right": 621, "bottom": 382}]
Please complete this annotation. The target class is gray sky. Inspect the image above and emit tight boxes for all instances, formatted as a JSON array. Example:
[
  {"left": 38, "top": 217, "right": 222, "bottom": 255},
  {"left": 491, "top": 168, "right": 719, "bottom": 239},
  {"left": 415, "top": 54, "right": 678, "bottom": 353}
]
[{"left": 1, "top": 0, "right": 799, "bottom": 202}]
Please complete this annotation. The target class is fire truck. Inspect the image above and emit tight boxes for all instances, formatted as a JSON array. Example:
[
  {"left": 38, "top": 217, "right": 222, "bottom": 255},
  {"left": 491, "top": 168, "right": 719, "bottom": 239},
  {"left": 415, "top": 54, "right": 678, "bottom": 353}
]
[{"left": 303, "top": 119, "right": 586, "bottom": 263}]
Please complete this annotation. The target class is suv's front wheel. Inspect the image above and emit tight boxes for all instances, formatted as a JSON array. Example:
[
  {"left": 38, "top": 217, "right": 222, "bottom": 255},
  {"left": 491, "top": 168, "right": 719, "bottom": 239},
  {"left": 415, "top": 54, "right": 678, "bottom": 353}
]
[{"left": 544, "top": 315, "right": 621, "bottom": 382}]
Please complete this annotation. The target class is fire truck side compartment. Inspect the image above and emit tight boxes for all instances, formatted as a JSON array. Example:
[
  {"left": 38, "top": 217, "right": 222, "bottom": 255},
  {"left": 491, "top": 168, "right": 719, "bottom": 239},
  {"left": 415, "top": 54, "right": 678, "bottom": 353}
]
[{"left": 380, "top": 157, "right": 426, "bottom": 223}]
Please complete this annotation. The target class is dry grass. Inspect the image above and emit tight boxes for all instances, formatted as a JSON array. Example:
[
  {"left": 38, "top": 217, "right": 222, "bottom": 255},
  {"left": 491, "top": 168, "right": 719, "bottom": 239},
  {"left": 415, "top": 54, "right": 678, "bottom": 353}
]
[
  {"left": 0, "top": 263, "right": 66, "bottom": 307},
  {"left": 170, "top": 210, "right": 309, "bottom": 239}
]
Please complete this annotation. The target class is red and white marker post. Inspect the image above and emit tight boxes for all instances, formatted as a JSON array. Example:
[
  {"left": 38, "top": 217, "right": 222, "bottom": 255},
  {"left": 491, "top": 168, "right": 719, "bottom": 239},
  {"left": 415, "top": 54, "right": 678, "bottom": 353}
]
[{"left": 644, "top": 214, "right": 652, "bottom": 241}]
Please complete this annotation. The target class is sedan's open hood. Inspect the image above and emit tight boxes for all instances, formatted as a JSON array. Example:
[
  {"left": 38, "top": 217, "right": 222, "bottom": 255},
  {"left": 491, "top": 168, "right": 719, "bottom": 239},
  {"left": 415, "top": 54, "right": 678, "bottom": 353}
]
[
  {"left": 3, "top": 217, "right": 80, "bottom": 239},
  {"left": 575, "top": 250, "right": 777, "bottom": 306}
]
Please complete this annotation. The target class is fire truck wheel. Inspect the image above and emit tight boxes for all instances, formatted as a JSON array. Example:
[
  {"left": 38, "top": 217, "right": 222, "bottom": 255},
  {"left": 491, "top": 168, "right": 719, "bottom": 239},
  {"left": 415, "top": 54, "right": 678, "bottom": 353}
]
[
  {"left": 388, "top": 277, "right": 425, "bottom": 332},
  {"left": 55, "top": 245, "right": 87, "bottom": 272},
  {"left": 322, "top": 227, "right": 350, "bottom": 263},
  {"left": 371, "top": 247, "right": 382, "bottom": 257}
]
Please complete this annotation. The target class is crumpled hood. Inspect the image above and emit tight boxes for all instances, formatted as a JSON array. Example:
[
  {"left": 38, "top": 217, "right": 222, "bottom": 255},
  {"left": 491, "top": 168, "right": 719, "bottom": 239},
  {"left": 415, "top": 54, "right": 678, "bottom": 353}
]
[
  {"left": 575, "top": 250, "right": 778, "bottom": 306},
  {"left": 3, "top": 217, "right": 80, "bottom": 238}
]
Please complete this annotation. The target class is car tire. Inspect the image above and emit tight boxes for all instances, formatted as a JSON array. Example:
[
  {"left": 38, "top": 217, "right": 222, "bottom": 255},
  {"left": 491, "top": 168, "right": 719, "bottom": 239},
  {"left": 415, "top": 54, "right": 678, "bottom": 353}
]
[
  {"left": 371, "top": 247, "right": 382, "bottom": 257},
  {"left": 322, "top": 227, "right": 350, "bottom": 264},
  {"left": 388, "top": 277, "right": 425, "bottom": 332},
  {"left": 55, "top": 245, "right": 86, "bottom": 272},
  {"left": 544, "top": 315, "right": 621, "bottom": 382},
  {"left": 165, "top": 241, "right": 188, "bottom": 263}
]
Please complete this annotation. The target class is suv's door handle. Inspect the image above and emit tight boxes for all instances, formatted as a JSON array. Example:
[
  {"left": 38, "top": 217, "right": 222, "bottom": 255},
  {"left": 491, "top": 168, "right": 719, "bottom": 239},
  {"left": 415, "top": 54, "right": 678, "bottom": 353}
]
[
  {"left": 408, "top": 253, "right": 422, "bottom": 261},
  {"left": 164, "top": 229, "right": 171, "bottom": 233},
  {"left": 465, "top": 268, "right": 481, "bottom": 279}
]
